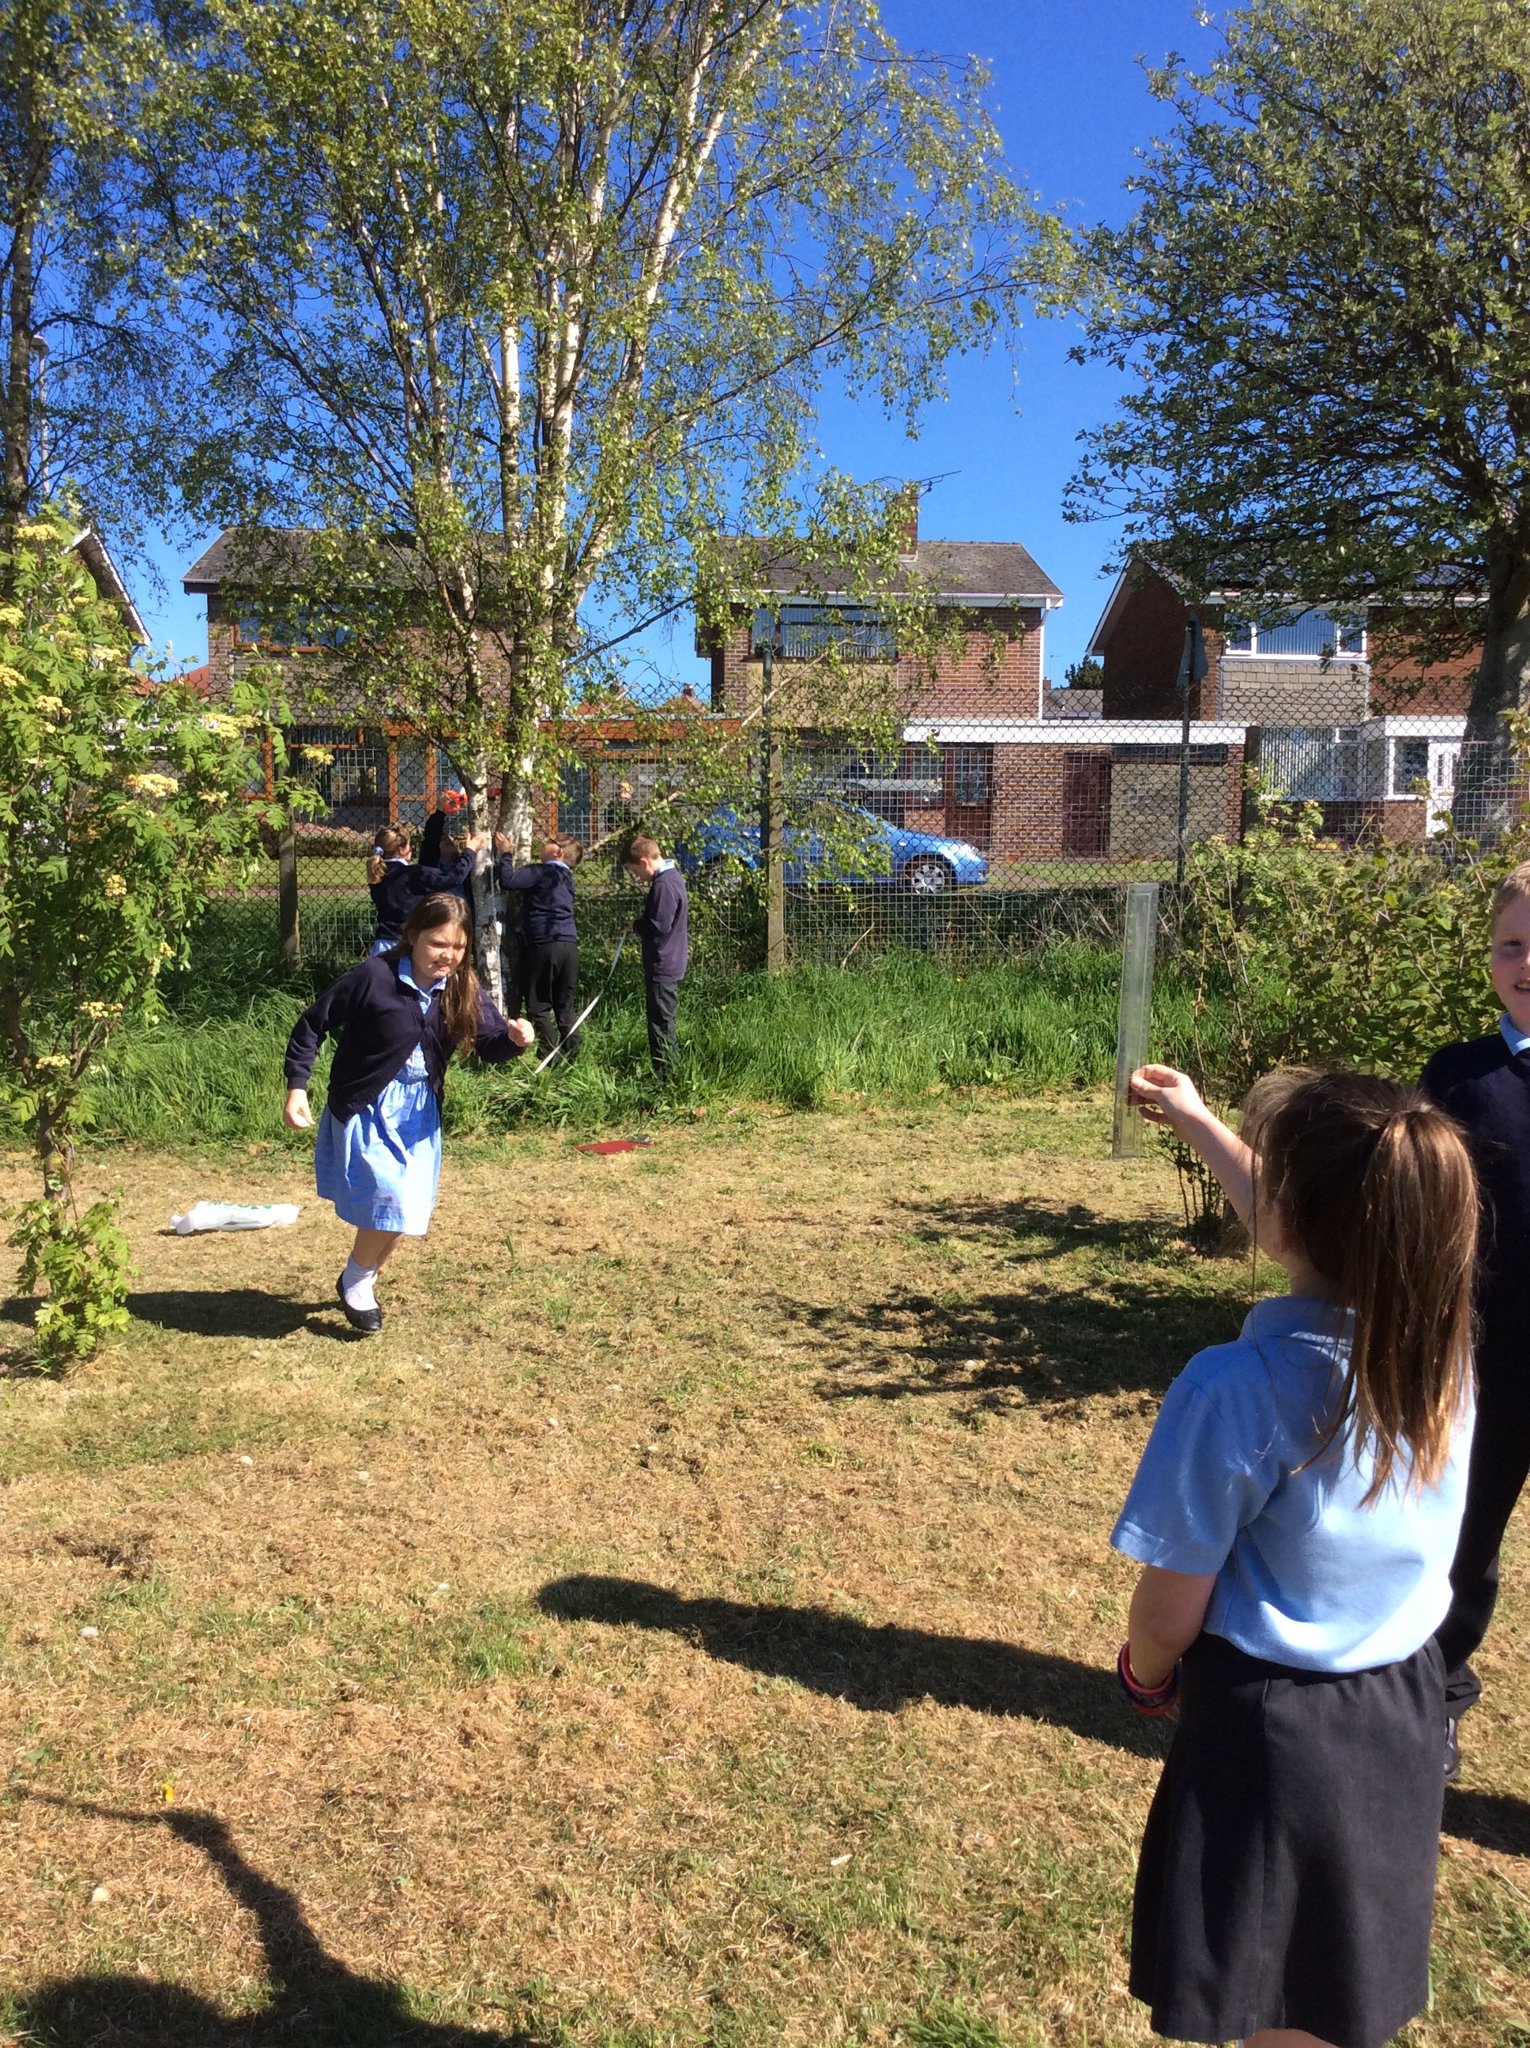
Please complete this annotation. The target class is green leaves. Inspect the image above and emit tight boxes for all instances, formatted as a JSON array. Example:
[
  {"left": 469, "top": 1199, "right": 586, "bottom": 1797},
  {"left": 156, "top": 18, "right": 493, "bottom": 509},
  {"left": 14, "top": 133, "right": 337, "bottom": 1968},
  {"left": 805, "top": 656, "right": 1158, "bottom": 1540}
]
[
  {"left": 0, "top": 509, "right": 278, "bottom": 1368},
  {"left": 1068, "top": 0, "right": 1530, "bottom": 761}
]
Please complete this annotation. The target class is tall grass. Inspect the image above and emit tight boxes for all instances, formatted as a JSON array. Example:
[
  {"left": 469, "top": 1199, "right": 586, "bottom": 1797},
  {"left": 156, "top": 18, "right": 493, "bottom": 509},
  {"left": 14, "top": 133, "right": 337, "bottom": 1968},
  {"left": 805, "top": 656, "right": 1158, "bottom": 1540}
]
[{"left": 5, "top": 937, "right": 1197, "bottom": 1151}]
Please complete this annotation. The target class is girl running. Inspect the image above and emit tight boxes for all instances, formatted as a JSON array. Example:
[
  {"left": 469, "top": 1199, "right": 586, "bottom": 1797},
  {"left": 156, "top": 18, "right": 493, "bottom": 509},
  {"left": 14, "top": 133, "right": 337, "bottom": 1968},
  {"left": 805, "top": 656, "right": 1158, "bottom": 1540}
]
[{"left": 283, "top": 894, "right": 533, "bottom": 1331}]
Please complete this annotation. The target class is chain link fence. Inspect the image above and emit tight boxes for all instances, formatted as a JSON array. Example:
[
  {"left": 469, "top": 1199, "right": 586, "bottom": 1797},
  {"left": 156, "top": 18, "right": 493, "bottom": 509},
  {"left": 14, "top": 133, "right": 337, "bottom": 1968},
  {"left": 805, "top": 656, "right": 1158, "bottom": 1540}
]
[{"left": 238, "top": 685, "right": 1512, "bottom": 985}]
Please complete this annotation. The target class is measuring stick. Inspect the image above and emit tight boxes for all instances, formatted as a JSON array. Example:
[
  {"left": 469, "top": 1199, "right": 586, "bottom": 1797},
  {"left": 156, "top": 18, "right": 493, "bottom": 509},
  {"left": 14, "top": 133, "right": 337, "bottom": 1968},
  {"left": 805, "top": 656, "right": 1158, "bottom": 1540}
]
[{"left": 1111, "top": 881, "right": 1161, "bottom": 1159}]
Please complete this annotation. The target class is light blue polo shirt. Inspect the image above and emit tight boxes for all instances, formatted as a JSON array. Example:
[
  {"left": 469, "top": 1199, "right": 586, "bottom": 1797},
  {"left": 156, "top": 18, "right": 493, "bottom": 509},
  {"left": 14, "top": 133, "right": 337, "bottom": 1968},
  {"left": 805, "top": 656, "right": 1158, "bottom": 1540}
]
[
  {"left": 1500, "top": 1012, "right": 1530, "bottom": 1055},
  {"left": 1112, "top": 1295, "right": 1473, "bottom": 1671}
]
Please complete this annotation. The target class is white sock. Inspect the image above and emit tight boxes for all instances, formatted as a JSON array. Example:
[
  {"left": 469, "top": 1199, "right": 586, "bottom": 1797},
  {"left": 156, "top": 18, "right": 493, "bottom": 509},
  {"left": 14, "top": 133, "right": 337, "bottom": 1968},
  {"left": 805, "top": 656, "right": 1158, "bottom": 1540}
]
[{"left": 341, "top": 1257, "right": 379, "bottom": 1310}]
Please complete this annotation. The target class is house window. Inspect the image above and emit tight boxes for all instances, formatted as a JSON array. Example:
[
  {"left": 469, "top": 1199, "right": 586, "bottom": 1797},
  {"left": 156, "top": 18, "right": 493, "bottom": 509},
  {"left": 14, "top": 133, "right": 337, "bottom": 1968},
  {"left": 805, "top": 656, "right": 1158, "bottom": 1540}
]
[
  {"left": 237, "top": 607, "right": 354, "bottom": 650},
  {"left": 770, "top": 604, "right": 897, "bottom": 662},
  {"left": 948, "top": 744, "right": 994, "bottom": 806},
  {"left": 1260, "top": 726, "right": 1361, "bottom": 800},
  {"left": 1391, "top": 737, "right": 1430, "bottom": 795},
  {"left": 1223, "top": 609, "right": 1364, "bottom": 659}
]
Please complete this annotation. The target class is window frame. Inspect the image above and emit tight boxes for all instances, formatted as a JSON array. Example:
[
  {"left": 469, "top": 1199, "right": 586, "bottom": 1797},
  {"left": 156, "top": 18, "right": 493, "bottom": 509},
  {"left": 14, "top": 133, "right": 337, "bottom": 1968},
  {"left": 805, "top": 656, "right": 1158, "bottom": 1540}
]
[{"left": 1222, "top": 608, "right": 1366, "bottom": 660}]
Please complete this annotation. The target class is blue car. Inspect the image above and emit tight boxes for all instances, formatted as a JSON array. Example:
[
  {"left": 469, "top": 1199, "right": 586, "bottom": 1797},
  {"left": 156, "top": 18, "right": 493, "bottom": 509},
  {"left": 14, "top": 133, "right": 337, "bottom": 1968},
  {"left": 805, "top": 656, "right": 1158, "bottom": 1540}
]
[{"left": 677, "top": 803, "right": 989, "bottom": 894}]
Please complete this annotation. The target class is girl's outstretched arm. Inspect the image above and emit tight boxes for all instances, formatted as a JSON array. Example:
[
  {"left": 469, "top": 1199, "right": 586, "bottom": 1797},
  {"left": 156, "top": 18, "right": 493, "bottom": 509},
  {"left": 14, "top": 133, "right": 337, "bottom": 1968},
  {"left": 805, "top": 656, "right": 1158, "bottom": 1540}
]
[
  {"left": 1129, "top": 1065, "right": 1257, "bottom": 1228},
  {"left": 1128, "top": 1564, "right": 1216, "bottom": 1691}
]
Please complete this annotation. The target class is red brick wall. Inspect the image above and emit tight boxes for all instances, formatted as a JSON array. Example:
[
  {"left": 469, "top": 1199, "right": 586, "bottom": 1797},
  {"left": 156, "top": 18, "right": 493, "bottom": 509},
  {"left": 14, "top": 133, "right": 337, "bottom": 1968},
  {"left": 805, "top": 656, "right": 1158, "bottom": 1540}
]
[
  {"left": 973, "top": 740, "right": 1246, "bottom": 867},
  {"left": 1366, "top": 615, "right": 1479, "bottom": 713},
  {"left": 710, "top": 604, "right": 1046, "bottom": 720},
  {"left": 1099, "top": 569, "right": 1223, "bottom": 719}
]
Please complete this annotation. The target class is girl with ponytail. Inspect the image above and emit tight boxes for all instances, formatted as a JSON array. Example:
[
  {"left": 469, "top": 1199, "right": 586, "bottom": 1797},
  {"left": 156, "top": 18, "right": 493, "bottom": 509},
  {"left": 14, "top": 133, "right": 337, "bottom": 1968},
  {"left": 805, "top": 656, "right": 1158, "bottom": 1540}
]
[{"left": 1113, "top": 1065, "right": 1476, "bottom": 2048}]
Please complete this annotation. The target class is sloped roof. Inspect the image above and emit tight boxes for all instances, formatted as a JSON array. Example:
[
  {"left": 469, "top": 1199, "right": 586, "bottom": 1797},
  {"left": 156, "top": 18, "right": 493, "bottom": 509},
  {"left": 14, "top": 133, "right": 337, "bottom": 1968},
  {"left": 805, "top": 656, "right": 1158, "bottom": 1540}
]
[
  {"left": 70, "top": 525, "right": 148, "bottom": 644},
  {"left": 183, "top": 526, "right": 439, "bottom": 593},
  {"left": 721, "top": 535, "right": 1062, "bottom": 607}
]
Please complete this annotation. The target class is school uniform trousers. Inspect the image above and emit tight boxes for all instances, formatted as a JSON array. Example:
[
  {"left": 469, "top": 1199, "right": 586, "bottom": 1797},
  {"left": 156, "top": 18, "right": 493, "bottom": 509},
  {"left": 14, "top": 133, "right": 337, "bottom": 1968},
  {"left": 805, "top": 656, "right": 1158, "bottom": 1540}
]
[
  {"left": 1436, "top": 1332, "right": 1530, "bottom": 1710},
  {"left": 525, "top": 941, "right": 582, "bottom": 1064}
]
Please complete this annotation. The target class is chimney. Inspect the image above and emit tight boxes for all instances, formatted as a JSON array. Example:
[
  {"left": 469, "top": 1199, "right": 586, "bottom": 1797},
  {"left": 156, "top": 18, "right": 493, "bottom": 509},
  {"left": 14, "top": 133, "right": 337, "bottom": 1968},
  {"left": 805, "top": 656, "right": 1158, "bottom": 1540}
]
[{"left": 893, "top": 484, "right": 919, "bottom": 557}]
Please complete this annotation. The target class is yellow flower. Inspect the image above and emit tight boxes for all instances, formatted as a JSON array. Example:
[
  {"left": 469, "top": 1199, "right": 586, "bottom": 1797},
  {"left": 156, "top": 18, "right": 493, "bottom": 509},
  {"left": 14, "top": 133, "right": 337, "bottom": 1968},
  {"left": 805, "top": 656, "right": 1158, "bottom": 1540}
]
[
  {"left": 126, "top": 772, "right": 179, "bottom": 799},
  {"left": 81, "top": 1001, "right": 119, "bottom": 1021},
  {"left": 103, "top": 873, "right": 127, "bottom": 900},
  {"left": 200, "top": 712, "right": 243, "bottom": 739},
  {"left": 35, "top": 694, "right": 65, "bottom": 716},
  {"left": 0, "top": 603, "right": 22, "bottom": 627},
  {"left": 35, "top": 1053, "right": 70, "bottom": 1071},
  {"left": 0, "top": 663, "right": 25, "bottom": 689}
]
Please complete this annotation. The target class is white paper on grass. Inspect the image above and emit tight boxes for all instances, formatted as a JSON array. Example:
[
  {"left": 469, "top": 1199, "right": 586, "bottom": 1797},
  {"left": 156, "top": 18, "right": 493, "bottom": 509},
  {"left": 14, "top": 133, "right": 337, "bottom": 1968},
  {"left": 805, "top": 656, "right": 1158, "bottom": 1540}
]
[{"left": 171, "top": 1202, "right": 302, "bottom": 1233}]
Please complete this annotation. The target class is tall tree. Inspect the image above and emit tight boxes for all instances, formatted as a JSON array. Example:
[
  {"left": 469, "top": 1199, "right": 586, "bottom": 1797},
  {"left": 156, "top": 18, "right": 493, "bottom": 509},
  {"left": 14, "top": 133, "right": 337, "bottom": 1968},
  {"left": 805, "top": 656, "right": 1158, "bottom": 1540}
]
[
  {"left": 1, "top": 0, "right": 182, "bottom": 563},
  {"left": 1066, "top": 0, "right": 1530, "bottom": 830},
  {"left": 151, "top": 0, "right": 1044, "bottom": 987}
]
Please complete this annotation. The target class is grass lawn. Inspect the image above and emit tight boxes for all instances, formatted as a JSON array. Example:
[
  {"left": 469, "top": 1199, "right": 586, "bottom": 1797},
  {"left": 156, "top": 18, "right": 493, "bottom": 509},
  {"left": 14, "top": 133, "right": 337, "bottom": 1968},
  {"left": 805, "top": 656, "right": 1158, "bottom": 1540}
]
[{"left": 0, "top": 1099, "right": 1526, "bottom": 2047}]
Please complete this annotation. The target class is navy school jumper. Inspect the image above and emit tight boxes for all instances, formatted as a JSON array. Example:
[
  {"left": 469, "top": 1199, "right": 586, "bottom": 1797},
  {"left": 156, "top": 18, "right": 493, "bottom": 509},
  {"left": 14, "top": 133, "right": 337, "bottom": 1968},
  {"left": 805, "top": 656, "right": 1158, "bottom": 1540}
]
[
  {"left": 285, "top": 950, "right": 526, "bottom": 1124},
  {"left": 1419, "top": 1029, "right": 1530, "bottom": 1697},
  {"left": 368, "top": 852, "right": 473, "bottom": 946}
]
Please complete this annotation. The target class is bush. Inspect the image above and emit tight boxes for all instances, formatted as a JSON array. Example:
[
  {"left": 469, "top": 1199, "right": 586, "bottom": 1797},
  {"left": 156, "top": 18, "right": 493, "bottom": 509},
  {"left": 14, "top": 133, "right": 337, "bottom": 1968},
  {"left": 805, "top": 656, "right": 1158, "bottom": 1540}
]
[{"left": 1160, "top": 784, "right": 1530, "bottom": 1237}]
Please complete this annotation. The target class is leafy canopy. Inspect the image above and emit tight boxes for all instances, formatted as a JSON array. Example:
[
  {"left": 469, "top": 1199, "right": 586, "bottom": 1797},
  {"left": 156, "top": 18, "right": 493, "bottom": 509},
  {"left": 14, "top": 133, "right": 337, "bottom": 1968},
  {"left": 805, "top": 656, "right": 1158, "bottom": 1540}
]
[
  {"left": 150, "top": 0, "right": 1048, "bottom": 802},
  {"left": 1068, "top": 0, "right": 1530, "bottom": 668}
]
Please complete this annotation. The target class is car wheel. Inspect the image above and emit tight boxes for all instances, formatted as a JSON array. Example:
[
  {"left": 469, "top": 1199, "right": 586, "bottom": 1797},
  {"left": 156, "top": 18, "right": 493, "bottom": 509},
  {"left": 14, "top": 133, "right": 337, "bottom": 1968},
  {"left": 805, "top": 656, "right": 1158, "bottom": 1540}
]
[{"left": 903, "top": 856, "right": 954, "bottom": 895}]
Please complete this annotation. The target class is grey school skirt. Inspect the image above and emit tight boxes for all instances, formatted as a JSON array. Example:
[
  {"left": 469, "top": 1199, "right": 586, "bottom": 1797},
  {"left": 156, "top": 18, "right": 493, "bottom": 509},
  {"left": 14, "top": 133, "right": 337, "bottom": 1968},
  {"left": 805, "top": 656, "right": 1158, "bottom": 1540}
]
[{"left": 1131, "top": 1631, "right": 1447, "bottom": 2048}]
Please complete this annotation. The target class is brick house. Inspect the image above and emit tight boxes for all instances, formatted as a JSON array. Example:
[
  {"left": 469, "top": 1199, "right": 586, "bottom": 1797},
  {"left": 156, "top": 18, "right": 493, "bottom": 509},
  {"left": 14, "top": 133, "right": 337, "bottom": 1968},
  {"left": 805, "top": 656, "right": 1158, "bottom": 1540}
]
[
  {"left": 184, "top": 528, "right": 508, "bottom": 835},
  {"left": 696, "top": 502, "right": 1093, "bottom": 872},
  {"left": 1085, "top": 557, "right": 1482, "bottom": 841}
]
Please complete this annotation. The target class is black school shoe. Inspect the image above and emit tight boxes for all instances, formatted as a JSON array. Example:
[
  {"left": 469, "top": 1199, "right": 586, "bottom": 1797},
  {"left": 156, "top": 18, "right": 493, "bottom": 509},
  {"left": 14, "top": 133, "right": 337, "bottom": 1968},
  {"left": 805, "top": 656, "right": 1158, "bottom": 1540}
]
[
  {"left": 1444, "top": 1714, "right": 1462, "bottom": 1783},
  {"left": 336, "top": 1274, "right": 383, "bottom": 1335}
]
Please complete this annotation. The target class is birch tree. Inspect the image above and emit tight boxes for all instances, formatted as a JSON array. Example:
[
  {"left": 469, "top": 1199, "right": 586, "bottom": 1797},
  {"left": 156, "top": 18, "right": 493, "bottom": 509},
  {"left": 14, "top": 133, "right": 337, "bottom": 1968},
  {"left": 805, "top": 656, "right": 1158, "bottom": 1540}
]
[
  {"left": 1067, "top": 0, "right": 1530, "bottom": 832},
  {"left": 152, "top": 0, "right": 1044, "bottom": 988},
  {"left": 1, "top": 0, "right": 183, "bottom": 565}
]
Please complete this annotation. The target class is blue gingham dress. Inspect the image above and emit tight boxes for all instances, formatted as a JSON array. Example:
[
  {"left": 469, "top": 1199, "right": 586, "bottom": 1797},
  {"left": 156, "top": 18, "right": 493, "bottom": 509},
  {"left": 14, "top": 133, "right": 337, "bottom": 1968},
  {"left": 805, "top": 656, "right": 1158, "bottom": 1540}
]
[{"left": 314, "top": 959, "right": 443, "bottom": 1235}]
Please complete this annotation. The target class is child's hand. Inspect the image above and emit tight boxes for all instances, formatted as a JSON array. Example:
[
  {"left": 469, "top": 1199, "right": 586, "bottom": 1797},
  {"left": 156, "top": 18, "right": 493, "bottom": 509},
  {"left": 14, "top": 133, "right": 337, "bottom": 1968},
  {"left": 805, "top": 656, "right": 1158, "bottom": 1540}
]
[
  {"left": 508, "top": 1017, "right": 535, "bottom": 1049},
  {"left": 1129, "top": 1065, "right": 1208, "bottom": 1134},
  {"left": 493, "top": 830, "right": 513, "bottom": 853},
  {"left": 462, "top": 827, "right": 490, "bottom": 853},
  {"left": 283, "top": 1088, "right": 314, "bottom": 1131}
]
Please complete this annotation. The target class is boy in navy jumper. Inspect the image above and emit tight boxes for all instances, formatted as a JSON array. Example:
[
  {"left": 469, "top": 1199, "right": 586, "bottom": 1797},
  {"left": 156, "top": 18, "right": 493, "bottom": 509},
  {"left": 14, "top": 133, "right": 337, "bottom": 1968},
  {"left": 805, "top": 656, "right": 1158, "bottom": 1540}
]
[
  {"left": 1420, "top": 859, "right": 1530, "bottom": 1766},
  {"left": 625, "top": 835, "right": 688, "bottom": 1076},
  {"left": 494, "top": 833, "right": 583, "bottom": 1063}
]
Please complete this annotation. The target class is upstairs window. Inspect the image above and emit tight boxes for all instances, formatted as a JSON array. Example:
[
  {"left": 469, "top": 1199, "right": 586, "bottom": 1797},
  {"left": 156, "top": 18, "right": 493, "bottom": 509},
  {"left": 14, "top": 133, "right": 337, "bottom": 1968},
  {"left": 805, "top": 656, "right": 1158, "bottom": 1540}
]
[
  {"left": 237, "top": 607, "right": 354, "bottom": 650},
  {"left": 1223, "top": 609, "right": 1364, "bottom": 658},
  {"left": 767, "top": 603, "right": 897, "bottom": 662}
]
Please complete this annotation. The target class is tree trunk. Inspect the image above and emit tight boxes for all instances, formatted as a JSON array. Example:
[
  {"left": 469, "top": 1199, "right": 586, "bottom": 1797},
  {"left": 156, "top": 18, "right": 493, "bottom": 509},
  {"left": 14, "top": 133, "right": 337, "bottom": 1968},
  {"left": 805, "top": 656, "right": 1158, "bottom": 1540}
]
[
  {"left": 462, "top": 758, "right": 505, "bottom": 1009},
  {"left": 1, "top": 45, "right": 40, "bottom": 552},
  {"left": 35, "top": 1100, "right": 72, "bottom": 1207},
  {"left": 1453, "top": 551, "right": 1530, "bottom": 842}
]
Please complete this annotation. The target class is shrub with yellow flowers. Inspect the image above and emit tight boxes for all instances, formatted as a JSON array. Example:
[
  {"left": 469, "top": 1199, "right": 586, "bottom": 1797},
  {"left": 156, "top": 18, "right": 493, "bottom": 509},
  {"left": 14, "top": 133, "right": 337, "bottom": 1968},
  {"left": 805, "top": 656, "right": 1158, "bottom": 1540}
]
[{"left": 0, "top": 511, "right": 294, "bottom": 1370}]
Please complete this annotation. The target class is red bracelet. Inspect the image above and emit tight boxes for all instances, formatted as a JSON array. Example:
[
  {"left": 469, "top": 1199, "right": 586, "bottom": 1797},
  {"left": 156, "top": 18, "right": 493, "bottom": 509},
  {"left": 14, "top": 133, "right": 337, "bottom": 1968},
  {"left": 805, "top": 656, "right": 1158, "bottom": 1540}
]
[{"left": 1117, "top": 1642, "right": 1181, "bottom": 1716}]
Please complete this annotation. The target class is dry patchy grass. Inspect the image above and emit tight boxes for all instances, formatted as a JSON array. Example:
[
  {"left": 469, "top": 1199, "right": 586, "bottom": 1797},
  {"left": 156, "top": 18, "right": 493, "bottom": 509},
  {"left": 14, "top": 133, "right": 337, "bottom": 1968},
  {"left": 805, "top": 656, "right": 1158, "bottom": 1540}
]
[{"left": 0, "top": 1100, "right": 1526, "bottom": 2048}]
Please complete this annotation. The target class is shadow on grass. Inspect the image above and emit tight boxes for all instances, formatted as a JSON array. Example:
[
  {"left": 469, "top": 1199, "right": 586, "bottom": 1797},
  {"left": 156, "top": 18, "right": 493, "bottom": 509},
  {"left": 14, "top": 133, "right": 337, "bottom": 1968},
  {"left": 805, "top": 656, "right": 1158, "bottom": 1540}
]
[
  {"left": 125, "top": 1289, "right": 345, "bottom": 1342},
  {"left": 535, "top": 1574, "right": 1172, "bottom": 1760},
  {"left": 784, "top": 1197, "right": 1251, "bottom": 1405},
  {"left": 15, "top": 1800, "right": 540, "bottom": 2046},
  {"left": 1443, "top": 1784, "right": 1530, "bottom": 1858}
]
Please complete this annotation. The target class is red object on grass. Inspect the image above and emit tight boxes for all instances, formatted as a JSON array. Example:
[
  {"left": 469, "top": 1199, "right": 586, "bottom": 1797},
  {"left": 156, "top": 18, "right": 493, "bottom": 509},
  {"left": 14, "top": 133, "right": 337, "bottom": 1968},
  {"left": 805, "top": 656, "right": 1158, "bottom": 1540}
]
[{"left": 577, "top": 1138, "right": 651, "bottom": 1155}]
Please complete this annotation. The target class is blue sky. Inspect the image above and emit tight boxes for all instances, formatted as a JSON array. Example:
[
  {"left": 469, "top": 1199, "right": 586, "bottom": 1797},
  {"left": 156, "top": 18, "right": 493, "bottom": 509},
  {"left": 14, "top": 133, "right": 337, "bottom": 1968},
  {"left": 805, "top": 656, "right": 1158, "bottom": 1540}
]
[{"left": 136, "top": 1, "right": 1219, "bottom": 689}]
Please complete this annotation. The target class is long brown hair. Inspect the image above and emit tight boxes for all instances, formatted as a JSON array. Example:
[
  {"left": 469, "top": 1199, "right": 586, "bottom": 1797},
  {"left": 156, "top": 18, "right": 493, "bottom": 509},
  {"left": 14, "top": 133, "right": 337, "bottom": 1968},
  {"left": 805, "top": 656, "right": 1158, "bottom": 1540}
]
[
  {"left": 1251, "top": 1071, "right": 1476, "bottom": 1502},
  {"left": 367, "top": 823, "right": 411, "bottom": 886},
  {"left": 399, "top": 894, "right": 482, "bottom": 1055}
]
